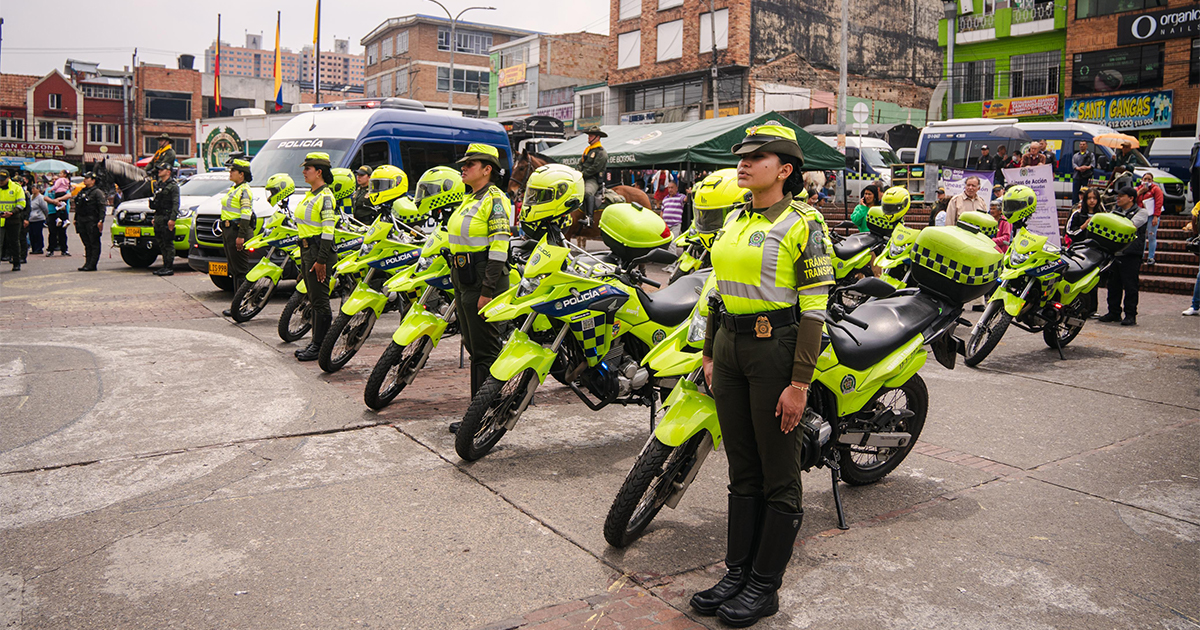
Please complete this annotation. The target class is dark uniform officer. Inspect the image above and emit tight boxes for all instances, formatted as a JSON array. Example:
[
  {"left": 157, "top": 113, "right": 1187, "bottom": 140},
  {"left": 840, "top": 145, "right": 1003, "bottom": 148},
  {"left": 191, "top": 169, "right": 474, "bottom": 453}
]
[
  {"left": 0, "top": 170, "right": 28, "bottom": 271},
  {"left": 350, "top": 164, "right": 378, "bottom": 224},
  {"left": 693, "top": 123, "right": 834, "bottom": 627},
  {"left": 149, "top": 134, "right": 176, "bottom": 173},
  {"left": 579, "top": 127, "right": 608, "bottom": 221},
  {"left": 447, "top": 143, "right": 513, "bottom": 433},
  {"left": 74, "top": 172, "right": 107, "bottom": 272},
  {"left": 150, "top": 164, "right": 180, "bottom": 276},
  {"left": 219, "top": 158, "right": 254, "bottom": 317},
  {"left": 294, "top": 152, "right": 339, "bottom": 361}
]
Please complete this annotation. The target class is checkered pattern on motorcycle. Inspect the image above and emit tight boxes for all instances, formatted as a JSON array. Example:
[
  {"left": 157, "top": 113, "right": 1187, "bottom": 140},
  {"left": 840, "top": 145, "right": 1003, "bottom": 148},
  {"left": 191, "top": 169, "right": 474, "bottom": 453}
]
[{"left": 912, "top": 244, "right": 1001, "bottom": 286}]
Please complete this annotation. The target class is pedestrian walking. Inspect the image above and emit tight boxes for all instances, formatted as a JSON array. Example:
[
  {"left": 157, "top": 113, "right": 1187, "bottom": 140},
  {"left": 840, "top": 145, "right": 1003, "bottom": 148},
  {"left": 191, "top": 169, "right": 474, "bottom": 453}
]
[
  {"left": 74, "top": 172, "right": 106, "bottom": 272},
  {"left": 0, "top": 170, "right": 28, "bottom": 270},
  {"left": 26, "top": 183, "right": 47, "bottom": 255},
  {"left": 293, "top": 152, "right": 338, "bottom": 361},
  {"left": 1098, "top": 187, "right": 1149, "bottom": 326},
  {"left": 219, "top": 158, "right": 254, "bottom": 316},
  {"left": 1183, "top": 200, "right": 1199, "bottom": 317},
  {"left": 1071, "top": 141, "right": 1094, "bottom": 205},
  {"left": 150, "top": 164, "right": 180, "bottom": 276},
  {"left": 1136, "top": 172, "right": 1164, "bottom": 265},
  {"left": 693, "top": 123, "right": 834, "bottom": 627},
  {"left": 850, "top": 185, "right": 879, "bottom": 233},
  {"left": 45, "top": 190, "right": 70, "bottom": 257}
]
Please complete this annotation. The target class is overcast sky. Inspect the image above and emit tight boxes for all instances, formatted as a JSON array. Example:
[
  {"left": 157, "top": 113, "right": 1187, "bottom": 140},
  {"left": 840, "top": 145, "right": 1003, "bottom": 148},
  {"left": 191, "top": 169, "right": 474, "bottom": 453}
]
[{"left": 1, "top": 1, "right": 610, "bottom": 77}]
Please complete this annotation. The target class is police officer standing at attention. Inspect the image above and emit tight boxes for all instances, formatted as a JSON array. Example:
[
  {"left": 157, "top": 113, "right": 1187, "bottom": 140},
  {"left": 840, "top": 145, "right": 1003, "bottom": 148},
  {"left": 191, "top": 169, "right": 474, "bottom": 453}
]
[
  {"left": 692, "top": 123, "right": 834, "bottom": 627},
  {"left": 150, "top": 164, "right": 180, "bottom": 276},
  {"left": 294, "top": 152, "right": 338, "bottom": 361},
  {"left": 149, "top": 133, "right": 176, "bottom": 172},
  {"left": 351, "top": 165, "right": 377, "bottom": 224},
  {"left": 579, "top": 126, "right": 608, "bottom": 223},
  {"left": 74, "top": 172, "right": 107, "bottom": 272},
  {"left": 447, "top": 143, "right": 512, "bottom": 433},
  {"left": 219, "top": 159, "right": 254, "bottom": 317},
  {"left": 0, "top": 170, "right": 27, "bottom": 271}
]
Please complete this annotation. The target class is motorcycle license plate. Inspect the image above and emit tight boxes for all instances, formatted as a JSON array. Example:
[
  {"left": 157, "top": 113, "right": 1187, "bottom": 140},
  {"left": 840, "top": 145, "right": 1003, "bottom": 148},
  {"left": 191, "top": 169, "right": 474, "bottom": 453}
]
[
  {"left": 124, "top": 227, "right": 141, "bottom": 237},
  {"left": 209, "top": 262, "right": 228, "bottom": 276}
]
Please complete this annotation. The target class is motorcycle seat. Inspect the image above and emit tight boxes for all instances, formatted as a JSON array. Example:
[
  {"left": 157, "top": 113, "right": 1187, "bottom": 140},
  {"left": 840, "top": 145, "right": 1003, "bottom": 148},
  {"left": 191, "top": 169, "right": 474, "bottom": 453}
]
[
  {"left": 828, "top": 295, "right": 942, "bottom": 371},
  {"left": 1062, "top": 245, "right": 1107, "bottom": 284},
  {"left": 636, "top": 271, "right": 711, "bottom": 328},
  {"left": 833, "top": 232, "right": 884, "bottom": 261}
]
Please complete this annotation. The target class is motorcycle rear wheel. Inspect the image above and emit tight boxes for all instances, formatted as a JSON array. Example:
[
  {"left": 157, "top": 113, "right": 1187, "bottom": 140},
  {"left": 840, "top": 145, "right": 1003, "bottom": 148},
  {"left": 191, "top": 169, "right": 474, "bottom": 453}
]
[
  {"left": 838, "top": 374, "right": 927, "bottom": 486},
  {"left": 455, "top": 369, "right": 537, "bottom": 462},
  {"left": 604, "top": 430, "right": 707, "bottom": 548},
  {"left": 319, "top": 310, "right": 377, "bottom": 373},
  {"left": 231, "top": 277, "right": 277, "bottom": 323},
  {"left": 964, "top": 301, "right": 1012, "bottom": 367},
  {"left": 364, "top": 337, "right": 432, "bottom": 410},
  {"left": 278, "top": 290, "right": 312, "bottom": 342}
]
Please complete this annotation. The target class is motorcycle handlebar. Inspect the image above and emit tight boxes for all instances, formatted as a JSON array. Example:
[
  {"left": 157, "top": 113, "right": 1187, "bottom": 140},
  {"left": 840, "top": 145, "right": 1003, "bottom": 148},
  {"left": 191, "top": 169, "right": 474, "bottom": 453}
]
[{"left": 641, "top": 277, "right": 662, "bottom": 289}]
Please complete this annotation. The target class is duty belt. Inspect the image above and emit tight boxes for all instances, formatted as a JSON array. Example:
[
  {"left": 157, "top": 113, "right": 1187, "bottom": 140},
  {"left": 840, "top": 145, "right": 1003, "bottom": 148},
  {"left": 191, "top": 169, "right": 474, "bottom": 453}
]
[
  {"left": 721, "top": 307, "right": 797, "bottom": 338},
  {"left": 449, "top": 251, "right": 486, "bottom": 269}
]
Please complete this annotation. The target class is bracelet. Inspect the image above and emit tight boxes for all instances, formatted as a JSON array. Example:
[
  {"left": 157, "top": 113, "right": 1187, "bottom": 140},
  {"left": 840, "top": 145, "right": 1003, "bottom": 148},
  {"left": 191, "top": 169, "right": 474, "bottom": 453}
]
[{"left": 789, "top": 383, "right": 809, "bottom": 392}]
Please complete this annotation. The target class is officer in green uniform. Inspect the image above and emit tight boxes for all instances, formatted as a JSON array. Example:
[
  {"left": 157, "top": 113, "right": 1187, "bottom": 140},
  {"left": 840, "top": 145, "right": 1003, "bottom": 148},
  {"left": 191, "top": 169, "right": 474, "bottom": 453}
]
[
  {"left": 74, "top": 172, "right": 107, "bottom": 272},
  {"left": 692, "top": 123, "right": 834, "bottom": 627},
  {"left": 0, "top": 170, "right": 28, "bottom": 271},
  {"left": 219, "top": 158, "right": 254, "bottom": 316},
  {"left": 150, "top": 164, "right": 180, "bottom": 276},
  {"left": 579, "top": 126, "right": 608, "bottom": 222},
  {"left": 351, "top": 165, "right": 377, "bottom": 224},
  {"left": 447, "top": 143, "right": 512, "bottom": 433},
  {"left": 294, "top": 152, "right": 338, "bottom": 361},
  {"left": 149, "top": 134, "right": 176, "bottom": 173}
]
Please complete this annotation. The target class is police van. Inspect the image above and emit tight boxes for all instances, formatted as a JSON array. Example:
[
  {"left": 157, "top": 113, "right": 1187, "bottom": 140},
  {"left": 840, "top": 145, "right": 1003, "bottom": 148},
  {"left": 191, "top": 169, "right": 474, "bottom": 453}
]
[
  {"left": 916, "top": 119, "right": 1185, "bottom": 209},
  {"left": 187, "top": 98, "right": 513, "bottom": 290},
  {"left": 813, "top": 135, "right": 902, "bottom": 199}
]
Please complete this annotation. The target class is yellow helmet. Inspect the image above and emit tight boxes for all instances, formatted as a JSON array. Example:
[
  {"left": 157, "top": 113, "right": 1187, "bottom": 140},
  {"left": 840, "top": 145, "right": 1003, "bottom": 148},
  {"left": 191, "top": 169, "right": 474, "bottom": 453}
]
[
  {"left": 521, "top": 164, "right": 583, "bottom": 227},
  {"left": 692, "top": 168, "right": 748, "bottom": 232},
  {"left": 265, "top": 173, "right": 295, "bottom": 207},
  {"left": 330, "top": 168, "right": 355, "bottom": 201},
  {"left": 391, "top": 196, "right": 427, "bottom": 225},
  {"left": 369, "top": 164, "right": 409, "bottom": 206},
  {"left": 879, "top": 186, "right": 911, "bottom": 219},
  {"left": 414, "top": 166, "right": 466, "bottom": 218},
  {"left": 1001, "top": 185, "right": 1037, "bottom": 224}
]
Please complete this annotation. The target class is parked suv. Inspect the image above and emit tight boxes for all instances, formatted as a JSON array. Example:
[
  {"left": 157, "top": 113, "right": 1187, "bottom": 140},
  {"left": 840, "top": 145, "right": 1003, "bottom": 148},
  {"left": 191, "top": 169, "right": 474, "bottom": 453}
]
[{"left": 110, "top": 171, "right": 232, "bottom": 268}]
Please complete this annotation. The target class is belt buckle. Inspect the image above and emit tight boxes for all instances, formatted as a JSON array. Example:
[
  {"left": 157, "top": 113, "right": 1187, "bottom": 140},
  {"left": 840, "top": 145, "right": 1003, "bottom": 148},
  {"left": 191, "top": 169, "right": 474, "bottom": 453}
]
[{"left": 755, "top": 315, "right": 772, "bottom": 339}]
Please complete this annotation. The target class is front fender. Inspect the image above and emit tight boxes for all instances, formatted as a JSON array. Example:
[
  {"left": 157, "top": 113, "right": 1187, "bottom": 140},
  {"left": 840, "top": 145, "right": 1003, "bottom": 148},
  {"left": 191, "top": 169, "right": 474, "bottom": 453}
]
[
  {"left": 341, "top": 286, "right": 388, "bottom": 317},
  {"left": 490, "top": 329, "right": 558, "bottom": 383},
  {"left": 393, "top": 304, "right": 451, "bottom": 347},
  {"left": 643, "top": 326, "right": 703, "bottom": 377},
  {"left": 246, "top": 257, "right": 283, "bottom": 283},
  {"left": 654, "top": 379, "right": 721, "bottom": 449},
  {"left": 335, "top": 255, "right": 370, "bottom": 275},
  {"left": 481, "top": 285, "right": 531, "bottom": 322},
  {"left": 833, "top": 248, "right": 872, "bottom": 280},
  {"left": 994, "top": 287, "right": 1026, "bottom": 317}
]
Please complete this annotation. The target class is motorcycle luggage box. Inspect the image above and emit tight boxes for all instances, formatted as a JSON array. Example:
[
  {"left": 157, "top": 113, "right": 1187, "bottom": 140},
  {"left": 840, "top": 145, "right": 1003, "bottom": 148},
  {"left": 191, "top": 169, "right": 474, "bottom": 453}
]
[
  {"left": 1083, "top": 212, "right": 1137, "bottom": 255},
  {"left": 910, "top": 226, "right": 1002, "bottom": 304},
  {"left": 599, "top": 203, "right": 671, "bottom": 265}
]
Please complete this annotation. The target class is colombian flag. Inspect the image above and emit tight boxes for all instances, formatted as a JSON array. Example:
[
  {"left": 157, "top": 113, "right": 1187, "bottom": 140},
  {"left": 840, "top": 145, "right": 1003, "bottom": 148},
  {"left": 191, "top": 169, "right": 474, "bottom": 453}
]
[
  {"left": 273, "top": 12, "right": 283, "bottom": 111},
  {"left": 215, "top": 15, "right": 222, "bottom": 111}
]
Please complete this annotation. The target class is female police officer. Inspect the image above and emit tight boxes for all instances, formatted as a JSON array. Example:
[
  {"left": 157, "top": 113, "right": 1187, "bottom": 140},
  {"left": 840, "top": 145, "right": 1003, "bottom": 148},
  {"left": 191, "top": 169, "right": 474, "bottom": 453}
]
[
  {"left": 293, "top": 152, "right": 338, "bottom": 362},
  {"left": 693, "top": 123, "right": 834, "bottom": 627},
  {"left": 446, "top": 143, "right": 512, "bottom": 433},
  {"left": 220, "top": 158, "right": 254, "bottom": 317}
]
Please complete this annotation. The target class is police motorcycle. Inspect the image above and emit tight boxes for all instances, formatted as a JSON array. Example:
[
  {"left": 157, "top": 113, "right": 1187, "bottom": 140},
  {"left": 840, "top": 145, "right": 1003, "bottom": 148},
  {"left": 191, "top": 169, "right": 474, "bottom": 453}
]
[
  {"left": 229, "top": 174, "right": 301, "bottom": 322},
  {"left": 964, "top": 186, "right": 1138, "bottom": 367},
  {"left": 455, "top": 166, "right": 707, "bottom": 462},
  {"left": 317, "top": 166, "right": 431, "bottom": 373},
  {"left": 827, "top": 187, "right": 911, "bottom": 308},
  {"left": 276, "top": 168, "right": 370, "bottom": 343},
  {"left": 664, "top": 169, "right": 747, "bottom": 284},
  {"left": 602, "top": 224, "right": 1002, "bottom": 548}
]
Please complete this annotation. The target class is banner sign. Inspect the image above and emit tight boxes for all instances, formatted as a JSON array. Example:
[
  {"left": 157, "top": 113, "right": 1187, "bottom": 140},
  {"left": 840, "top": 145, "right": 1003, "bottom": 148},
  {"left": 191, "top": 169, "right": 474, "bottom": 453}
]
[
  {"left": 1117, "top": 6, "right": 1200, "bottom": 45},
  {"left": 981, "top": 95, "right": 1059, "bottom": 118},
  {"left": 0, "top": 142, "right": 65, "bottom": 158},
  {"left": 498, "top": 65, "right": 526, "bottom": 88},
  {"left": 535, "top": 104, "right": 574, "bottom": 126},
  {"left": 1064, "top": 90, "right": 1173, "bottom": 131},
  {"left": 940, "top": 168, "right": 995, "bottom": 205},
  {"left": 1001, "top": 163, "right": 1060, "bottom": 247}
]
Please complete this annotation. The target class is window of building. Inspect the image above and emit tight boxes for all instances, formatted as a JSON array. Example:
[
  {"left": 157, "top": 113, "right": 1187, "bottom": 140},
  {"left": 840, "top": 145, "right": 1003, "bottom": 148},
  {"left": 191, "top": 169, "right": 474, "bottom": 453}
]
[
  {"left": 367, "top": 43, "right": 378, "bottom": 65},
  {"left": 82, "top": 85, "right": 123, "bottom": 99},
  {"left": 437, "top": 67, "right": 489, "bottom": 94},
  {"left": 380, "top": 72, "right": 393, "bottom": 96},
  {"left": 699, "top": 9, "right": 729, "bottom": 53},
  {"left": 580, "top": 92, "right": 604, "bottom": 119},
  {"left": 619, "top": 0, "right": 641, "bottom": 21},
  {"left": 539, "top": 87, "right": 574, "bottom": 108},
  {"left": 382, "top": 37, "right": 393, "bottom": 60},
  {"left": 1191, "top": 38, "right": 1199, "bottom": 85},
  {"left": 618, "top": 31, "right": 642, "bottom": 69},
  {"left": 396, "top": 30, "right": 409, "bottom": 55},
  {"left": 982, "top": 0, "right": 996, "bottom": 14},
  {"left": 500, "top": 46, "right": 526, "bottom": 70},
  {"left": 39, "top": 121, "right": 73, "bottom": 141},
  {"left": 143, "top": 136, "right": 190, "bottom": 155},
  {"left": 953, "top": 59, "right": 995, "bottom": 103},
  {"left": 365, "top": 77, "right": 377, "bottom": 97},
  {"left": 717, "top": 75, "right": 742, "bottom": 102},
  {"left": 396, "top": 68, "right": 409, "bottom": 95},
  {"left": 659, "top": 0, "right": 683, "bottom": 9},
  {"left": 437, "top": 28, "right": 493, "bottom": 55},
  {"left": 48, "top": 93, "right": 62, "bottom": 110},
  {"left": 624, "top": 78, "right": 704, "bottom": 111},
  {"left": 1009, "top": 50, "right": 1059, "bottom": 97},
  {"left": 144, "top": 90, "right": 192, "bottom": 120},
  {"left": 1075, "top": 0, "right": 1166, "bottom": 19},
  {"left": 0, "top": 118, "right": 25, "bottom": 139},
  {"left": 38, "top": 121, "right": 53, "bottom": 140},
  {"left": 499, "top": 84, "right": 528, "bottom": 110},
  {"left": 657, "top": 20, "right": 684, "bottom": 62},
  {"left": 88, "top": 123, "right": 120, "bottom": 145},
  {"left": 1071, "top": 44, "right": 1163, "bottom": 94}
]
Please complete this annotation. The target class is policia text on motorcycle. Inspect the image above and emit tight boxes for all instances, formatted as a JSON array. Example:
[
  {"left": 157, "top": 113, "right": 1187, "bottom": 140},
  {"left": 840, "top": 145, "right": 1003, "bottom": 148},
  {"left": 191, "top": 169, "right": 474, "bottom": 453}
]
[
  {"left": 695, "top": 124, "right": 835, "bottom": 627},
  {"left": 447, "top": 143, "right": 513, "bottom": 433},
  {"left": 294, "top": 152, "right": 340, "bottom": 362},
  {"left": 220, "top": 159, "right": 255, "bottom": 317},
  {"left": 150, "top": 164, "right": 180, "bottom": 276}
]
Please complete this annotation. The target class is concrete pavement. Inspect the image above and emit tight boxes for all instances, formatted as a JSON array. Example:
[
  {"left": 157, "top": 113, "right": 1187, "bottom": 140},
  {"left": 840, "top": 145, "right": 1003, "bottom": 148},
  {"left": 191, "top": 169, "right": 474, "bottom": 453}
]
[{"left": 1, "top": 226, "right": 1197, "bottom": 629}]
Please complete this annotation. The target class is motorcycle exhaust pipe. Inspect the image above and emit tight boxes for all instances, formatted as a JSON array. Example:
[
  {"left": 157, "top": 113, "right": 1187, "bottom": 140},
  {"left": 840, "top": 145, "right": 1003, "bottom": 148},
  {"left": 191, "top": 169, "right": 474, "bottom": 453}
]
[{"left": 837, "top": 431, "right": 912, "bottom": 448}]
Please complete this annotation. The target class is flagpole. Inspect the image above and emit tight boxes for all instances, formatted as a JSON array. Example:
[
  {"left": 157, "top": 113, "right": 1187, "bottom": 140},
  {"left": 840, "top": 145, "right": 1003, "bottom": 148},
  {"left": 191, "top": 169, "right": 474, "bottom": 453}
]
[
  {"left": 274, "top": 11, "right": 283, "bottom": 111},
  {"left": 215, "top": 14, "right": 222, "bottom": 114},
  {"left": 313, "top": 0, "right": 321, "bottom": 97}
]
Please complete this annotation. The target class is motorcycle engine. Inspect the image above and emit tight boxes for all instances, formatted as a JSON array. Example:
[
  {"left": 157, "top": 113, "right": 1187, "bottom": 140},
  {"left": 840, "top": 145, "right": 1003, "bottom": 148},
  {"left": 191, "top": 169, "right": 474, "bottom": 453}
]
[
  {"left": 799, "top": 409, "right": 831, "bottom": 470},
  {"left": 578, "top": 342, "right": 648, "bottom": 402}
]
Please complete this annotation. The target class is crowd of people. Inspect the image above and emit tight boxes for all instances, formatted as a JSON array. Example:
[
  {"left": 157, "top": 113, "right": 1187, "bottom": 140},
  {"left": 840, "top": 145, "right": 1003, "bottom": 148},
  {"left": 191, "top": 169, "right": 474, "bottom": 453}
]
[{"left": 0, "top": 168, "right": 96, "bottom": 270}]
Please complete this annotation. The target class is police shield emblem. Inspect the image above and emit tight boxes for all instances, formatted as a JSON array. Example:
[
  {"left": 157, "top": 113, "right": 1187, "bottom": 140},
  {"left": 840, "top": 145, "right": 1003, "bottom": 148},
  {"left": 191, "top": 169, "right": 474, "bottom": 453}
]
[
  {"left": 748, "top": 231, "right": 766, "bottom": 247},
  {"left": 754, "top": 315, "right": 772, "bottom": 338}
]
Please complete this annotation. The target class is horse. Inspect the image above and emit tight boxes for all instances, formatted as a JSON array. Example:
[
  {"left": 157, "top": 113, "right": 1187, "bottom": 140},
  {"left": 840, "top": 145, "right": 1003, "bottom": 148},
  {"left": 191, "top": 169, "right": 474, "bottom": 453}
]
[
  {"left": 89, "top": 157, "right": 153, "bottom": 203},
  {"left": 508, "top": 149, "right": 652, "bottom": 245}
]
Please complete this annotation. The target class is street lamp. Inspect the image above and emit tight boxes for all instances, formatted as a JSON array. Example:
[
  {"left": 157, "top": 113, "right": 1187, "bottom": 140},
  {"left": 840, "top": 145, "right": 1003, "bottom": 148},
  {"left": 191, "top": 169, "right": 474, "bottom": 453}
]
[
  {"left": 428, "top": 1, "right": 496, "bottom": 113},
  {"left": 943, "top": 0, "right": 957, "bottom": 120}
]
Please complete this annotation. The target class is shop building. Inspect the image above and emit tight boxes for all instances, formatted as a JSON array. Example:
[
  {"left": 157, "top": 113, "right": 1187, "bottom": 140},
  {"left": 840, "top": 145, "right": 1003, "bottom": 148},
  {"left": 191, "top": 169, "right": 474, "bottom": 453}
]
[{"left": 487, "top": 32, "right": 608, "bottom": 126}]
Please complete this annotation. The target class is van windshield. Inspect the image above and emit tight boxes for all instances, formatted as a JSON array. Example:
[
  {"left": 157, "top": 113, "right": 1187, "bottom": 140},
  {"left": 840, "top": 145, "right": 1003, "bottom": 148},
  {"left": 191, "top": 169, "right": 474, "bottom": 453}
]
[
  {"left": 179, "top": 177, "right": 232, "bottom": 197},
  {"left": 249, "top": 138, "right": 355, "bottom": 187},
  {"left": 861, "top": 147, "right": 900, "bottom": 170}
]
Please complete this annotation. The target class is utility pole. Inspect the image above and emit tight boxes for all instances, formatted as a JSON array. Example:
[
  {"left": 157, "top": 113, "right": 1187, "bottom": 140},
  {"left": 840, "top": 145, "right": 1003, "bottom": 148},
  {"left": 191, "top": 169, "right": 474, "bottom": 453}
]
[
  {"left": 708, "top": 0, "right": 719, "bottom": 120},
  {"left": 428, "top": 1, "right": 495, "bottom": 113},
  {"left": 837, "top": 0, "right": 848, "bottom": 207},
  {"left": 944, "top": 1, "right": 956, "bottom": 119}
]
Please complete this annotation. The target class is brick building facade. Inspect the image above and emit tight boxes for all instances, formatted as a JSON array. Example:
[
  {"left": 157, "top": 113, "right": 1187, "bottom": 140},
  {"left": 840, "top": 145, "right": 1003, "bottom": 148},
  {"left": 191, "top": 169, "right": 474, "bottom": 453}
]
[
  {"left": 489, "top": 32, "right": 608, "bottom": 126},
  {"left": 27, "top": 71, "right": 85, "bottom": 162},
  {"left": 136, "top": 65, "right": 203, "bottom": 159}
]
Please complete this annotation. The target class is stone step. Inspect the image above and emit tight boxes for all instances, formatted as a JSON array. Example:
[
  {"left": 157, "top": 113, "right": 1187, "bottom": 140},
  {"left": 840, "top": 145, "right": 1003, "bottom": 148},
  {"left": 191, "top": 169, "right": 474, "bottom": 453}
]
[{"left": 1140, "top": 273, "right": 1195, "bottom": 296}]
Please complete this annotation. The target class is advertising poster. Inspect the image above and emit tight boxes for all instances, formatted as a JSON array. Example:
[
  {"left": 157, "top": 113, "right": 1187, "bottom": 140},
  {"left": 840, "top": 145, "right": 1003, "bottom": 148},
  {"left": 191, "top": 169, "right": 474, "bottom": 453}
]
[
  {"left": 1064, "top": 90, "right": 1173, "bottom": 130},
  {"left": 981, "top": 95, "right": 1059, "bottom": 118},
  {"left": 1001, "top": 164, "right": 1060, "bottom": 247},
  {"left": 941, "top": 168, "right": 995, "bottom": 203}
]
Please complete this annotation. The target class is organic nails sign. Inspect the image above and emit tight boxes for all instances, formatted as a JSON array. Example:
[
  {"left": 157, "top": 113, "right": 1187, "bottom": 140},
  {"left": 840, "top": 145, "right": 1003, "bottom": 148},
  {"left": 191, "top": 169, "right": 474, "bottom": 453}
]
[{"left": 1117, "top": 6, "right": 1200, "bottom": 46}]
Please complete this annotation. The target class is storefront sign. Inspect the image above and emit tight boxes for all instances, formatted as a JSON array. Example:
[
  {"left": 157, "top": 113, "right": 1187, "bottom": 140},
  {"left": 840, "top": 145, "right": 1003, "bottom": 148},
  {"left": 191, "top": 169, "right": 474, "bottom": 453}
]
[
  {"left": 201, "top": 127, "right": 243, "bottom": 169},
  {"left": 535, "top": 104, "right": 574, "bottom": 126},
  {"left": 619, "top": 112, "right": 657, "bottom": 125},
  {"left": 703, "top": 107, "right": 741, "bottom": 119},
  {"left": 1064, "top": 90, "right": 1173, "bottom": 131},
  {"left": 1117, "top": 6, "right": 1200, "bottom": 45},
  {"left": 0, "top": 142, "right": 65, "bottom": 158},
  {"left": 498, "top": 65, "right": 526, "bottom": 88},
  {"left": 981, "top": 95, "right": 1059, "bottom": 118}
]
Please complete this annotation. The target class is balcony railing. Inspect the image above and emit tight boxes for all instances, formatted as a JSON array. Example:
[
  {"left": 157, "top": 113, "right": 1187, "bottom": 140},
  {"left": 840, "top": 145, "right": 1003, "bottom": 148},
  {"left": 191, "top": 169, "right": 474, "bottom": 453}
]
[
  {"left": 1012, "top": 1, "right": 1056, "bottom": 24},
  {"left": 958, "top": 12, "right": 996, "bottom": 33}
]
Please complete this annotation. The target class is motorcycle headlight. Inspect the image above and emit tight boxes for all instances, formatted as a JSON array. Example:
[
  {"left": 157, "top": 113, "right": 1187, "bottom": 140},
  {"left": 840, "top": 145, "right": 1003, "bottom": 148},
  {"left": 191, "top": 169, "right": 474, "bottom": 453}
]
[
  {"left": 416, "top": 256, "right": 433, "bottom": 272},
  {"left": 1009, "top": 252, "right": 1029, "bottom": 265},
  {"left": 1043, "top": 243, "right": 1060, "bottom": 255},
  {"left": 360, "top": 240, "right": 373, "bottom": 255},
  {"left": 517, "top": 275, "right": 543, "bottom": 298},
  {"left": 685, "top": 307, "right": 708, "bottom": 344},
  {"left": 888, "top": 244, "right": 905, "bottom": 257}
]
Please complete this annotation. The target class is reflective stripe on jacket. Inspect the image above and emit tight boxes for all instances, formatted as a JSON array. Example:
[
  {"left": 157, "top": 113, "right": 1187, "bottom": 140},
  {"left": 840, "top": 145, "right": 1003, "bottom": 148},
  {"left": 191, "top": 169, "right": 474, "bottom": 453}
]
[
  {"left": 446, "top": 185, "right": 512, "bottom": 261},
  {"left": 220, "top": 182, "right": 253, "bottom": 221},
  {"left": 296, "top": 186, "right": 336, "bottom": 241}
]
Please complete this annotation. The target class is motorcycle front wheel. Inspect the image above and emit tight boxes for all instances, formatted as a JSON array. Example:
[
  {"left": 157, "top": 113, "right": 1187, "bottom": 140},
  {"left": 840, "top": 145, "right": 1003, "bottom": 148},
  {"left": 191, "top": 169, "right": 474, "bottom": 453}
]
[
  {"left": 319, "top": 310, "right": 378, "bottom": 373},
  {"left": 364, "top": 337, "right": 433, "bottom": 410},
  {"left": 231, "top": 277, "right": 277, "bottom": 323},
  {"left": 604, "top": 430, "right": 708, "bottom": 548},
  {"left": 278, "top": 291, "right": 312, "bottom": 342},
  {"left": 964, "top": 300, "right": 1012, "bottom": 367},
  {"left": 455, "top": 369, "right": 537, "bottom": 462},
  {"left": 838, "top": 374, "right": 927, "bottom": 485}
]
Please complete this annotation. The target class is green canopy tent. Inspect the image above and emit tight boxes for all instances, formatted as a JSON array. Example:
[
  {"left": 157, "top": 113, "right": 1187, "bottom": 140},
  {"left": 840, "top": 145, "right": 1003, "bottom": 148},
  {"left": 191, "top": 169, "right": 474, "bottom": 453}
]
[{"left": 541, "top": 112, "right": 847, "bottom": 171}]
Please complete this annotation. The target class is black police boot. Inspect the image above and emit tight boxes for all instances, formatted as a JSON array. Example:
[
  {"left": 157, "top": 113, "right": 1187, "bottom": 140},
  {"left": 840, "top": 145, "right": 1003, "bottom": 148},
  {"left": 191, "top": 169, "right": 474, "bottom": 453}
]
[
  {"left": 295, "top": 343, "right": 320, "bottom": 361},
  {"left": 299, "top": 306, "right": 331, "bottom": 362},
  {"left": 11, "top": 263, "right": 19, "bottom": 271},
  {"left": 1098, "top": 312, "right": 1121, "bottom": 323},
  {"left": 716, "top": 505, "right": 803, "bottom": 628},
  {"left": 690, "top": 495, "right": 763, "bottom": 616},
  {"left": 222, "top": 309, "right": 233, "bottom": 317}
]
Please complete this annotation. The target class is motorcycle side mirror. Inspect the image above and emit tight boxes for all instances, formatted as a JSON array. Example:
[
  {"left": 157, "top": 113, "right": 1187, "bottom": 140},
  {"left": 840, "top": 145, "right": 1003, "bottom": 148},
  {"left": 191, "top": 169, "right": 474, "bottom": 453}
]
[
  {"left": 632, "top": 247, "right": 678, "bottom": 266},
  {"left": 850, "top": 276, "right": 898, "bottom": 299}
]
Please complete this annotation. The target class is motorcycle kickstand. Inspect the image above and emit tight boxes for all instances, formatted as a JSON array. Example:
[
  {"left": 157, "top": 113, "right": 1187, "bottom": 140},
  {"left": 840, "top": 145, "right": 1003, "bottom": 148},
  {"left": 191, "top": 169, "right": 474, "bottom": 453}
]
[
  {"left": 1052, "top": 321, "right": 1066, "bottom": 361},
  {"left": 827, "top": 456, "right": 850, "bottom": 530}
]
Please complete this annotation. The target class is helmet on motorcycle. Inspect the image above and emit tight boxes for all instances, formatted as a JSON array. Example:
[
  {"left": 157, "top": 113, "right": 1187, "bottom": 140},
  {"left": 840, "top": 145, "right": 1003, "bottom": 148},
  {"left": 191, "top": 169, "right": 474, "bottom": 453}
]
[
  {"left": 1001, "top": 185, "right": 1037, "bottom": 224},
  {"left": 369, "top": 164, "right": 409, "bottom": 206},
  {"left": 879, "top": 186, "right": 911, "bottom": 218},
  {"left": 330, "top": 168, "right": 355, "bottom": 201},
  {"left": 692, "top": 168, "right": 749, "bottom": 233},
  {"left": 956, "top": 210, "right": 999, "bottom": 238},
  {"left": 265, "top": 173, "right": 295, "bottom": 207},
  {"left": 521, "top": 164, "right": 583, "bottom": 237},
  {"left": 414, "top": 166, "right": 466, "bottom": 219},
  {"left": 391, "top": 196, "right": 427, "bottom": 226}
]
